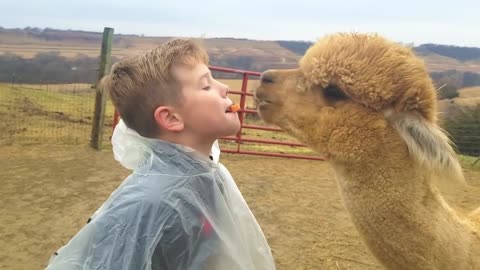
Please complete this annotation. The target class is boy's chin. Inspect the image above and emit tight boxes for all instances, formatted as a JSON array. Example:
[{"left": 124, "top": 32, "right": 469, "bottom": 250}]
[
  {"left": 222, "top": 128, "right": 240, "bottom": 137},
  {"left": 221, "top": 124, "right": 241, "bottom": 137}
]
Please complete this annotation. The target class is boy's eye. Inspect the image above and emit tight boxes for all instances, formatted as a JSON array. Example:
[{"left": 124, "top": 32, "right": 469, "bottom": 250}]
[{"left": 202, "top": 86, "right": 211, "bottom": 90}]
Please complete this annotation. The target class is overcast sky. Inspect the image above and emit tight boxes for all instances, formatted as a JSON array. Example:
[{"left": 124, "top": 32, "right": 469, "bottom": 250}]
[{"left": 2, "top": 0, "right": 479, "bottom": 47}]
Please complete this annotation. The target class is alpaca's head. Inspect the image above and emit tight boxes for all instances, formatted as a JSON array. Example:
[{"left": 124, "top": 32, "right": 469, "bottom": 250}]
[{"left": 255, "top": 33, "right": 462, "bottom": 180}]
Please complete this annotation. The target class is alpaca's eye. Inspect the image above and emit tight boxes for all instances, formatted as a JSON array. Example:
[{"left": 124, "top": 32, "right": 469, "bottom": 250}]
[{"left": 324, "top": 85, "right": 348, "bottom": 101}]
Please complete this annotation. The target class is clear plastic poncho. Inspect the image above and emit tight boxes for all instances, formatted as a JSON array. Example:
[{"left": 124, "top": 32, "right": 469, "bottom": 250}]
[{"left": 46, "top": 120, "right": 276, "bottom": 270}]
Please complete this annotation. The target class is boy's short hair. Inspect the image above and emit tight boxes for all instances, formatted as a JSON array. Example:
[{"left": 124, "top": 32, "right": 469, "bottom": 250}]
[{"left": 102, "top": 38, "right": 209, "bottom": 137}]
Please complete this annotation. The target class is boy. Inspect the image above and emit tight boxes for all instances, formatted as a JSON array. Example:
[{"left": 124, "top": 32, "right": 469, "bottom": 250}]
[{"left": 46, "top": 39, "right": 276, "bottom": 270}]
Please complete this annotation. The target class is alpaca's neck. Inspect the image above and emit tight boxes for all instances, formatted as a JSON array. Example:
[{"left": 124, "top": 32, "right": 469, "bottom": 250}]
[{"left": 331, "top": 157, "right": 477, "bottom": 269}]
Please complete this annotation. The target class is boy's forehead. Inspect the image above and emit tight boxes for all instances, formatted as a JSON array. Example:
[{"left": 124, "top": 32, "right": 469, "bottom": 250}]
[{"left": 173, "top": 63, "right": 210, "bottom": 85}]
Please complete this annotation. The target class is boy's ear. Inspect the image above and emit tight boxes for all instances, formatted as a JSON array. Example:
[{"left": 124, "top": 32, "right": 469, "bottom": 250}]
[{"left": 153, "top": 106, "right": 184, "bottom": 132}]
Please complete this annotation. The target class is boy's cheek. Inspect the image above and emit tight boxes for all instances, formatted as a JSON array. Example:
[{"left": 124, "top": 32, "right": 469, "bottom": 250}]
[{"left": 232, "top": 118, "right": 242, "bottom": 133}]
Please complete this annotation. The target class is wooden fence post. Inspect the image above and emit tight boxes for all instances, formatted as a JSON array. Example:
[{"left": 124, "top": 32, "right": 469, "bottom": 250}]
[{"left": 90, "top": 27, "right": 114, "bottom": 150}]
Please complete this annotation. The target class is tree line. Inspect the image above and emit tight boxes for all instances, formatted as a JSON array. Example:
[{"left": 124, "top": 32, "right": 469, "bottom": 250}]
[{"left": 0, "top": 52, "right": 261, "bottom": 83}]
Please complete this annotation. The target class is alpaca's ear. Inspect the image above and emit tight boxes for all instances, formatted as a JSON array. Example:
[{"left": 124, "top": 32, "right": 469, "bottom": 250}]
[{"left": 386, "top": 112, "right": 464, "bottom": 183}]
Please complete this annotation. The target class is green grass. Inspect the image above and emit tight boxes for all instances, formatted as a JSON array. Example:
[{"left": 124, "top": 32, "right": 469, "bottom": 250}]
[
  {"left": 0, "top": 83, "right": 115, "bottom": 145},
  {"left": 459, "top": 155, "right": 480, "bottom": 171},
  {"left": 0, "top": 83, "right": 115, "bottom": 118}
]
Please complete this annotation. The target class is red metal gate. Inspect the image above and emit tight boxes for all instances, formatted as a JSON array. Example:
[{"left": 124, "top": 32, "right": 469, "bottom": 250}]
[{"left": 112, "top": 65, "right": 324, "bottom": 161}]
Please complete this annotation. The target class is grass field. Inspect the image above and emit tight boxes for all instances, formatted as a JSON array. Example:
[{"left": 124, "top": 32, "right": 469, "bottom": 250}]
[
  {"left": 0, "top": 82, "right": 114, "bottom": 144},
  {"left": 438, "top": 86, "right": 480, "bottom": 112},
  {"left": 0, "top": 44, "right": 152, "bottom": 59},
  {"left": 0, "top": 32, "right": 299, "bottom": 67},
  {"left": 2, "top": 28, "right": 480, "bottom": 74},
  {"left": 459, "top": 86, "right": 480, "bottom": 98}
]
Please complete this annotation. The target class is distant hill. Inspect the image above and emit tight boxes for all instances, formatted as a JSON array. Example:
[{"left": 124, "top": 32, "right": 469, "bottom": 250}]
[
  {"left": 415, "top": 44, "right": 480, "bottom": 62},
  {"left": 277, "top": 40, "right": 480, "bottom": 63},
  {"left": 276, "top": 40, "right": 313, "bottom": 55},
  {"left": 1, "top": 27, "right": 479, "bottom": 83}
]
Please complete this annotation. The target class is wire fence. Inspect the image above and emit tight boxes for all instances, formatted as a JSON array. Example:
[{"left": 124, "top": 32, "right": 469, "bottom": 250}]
[
  {"left": 0, "top": 76, "right": 115, "bottom": 146},
  {"left": 441, "top": 104, "right": 480, "bottom": 157}
]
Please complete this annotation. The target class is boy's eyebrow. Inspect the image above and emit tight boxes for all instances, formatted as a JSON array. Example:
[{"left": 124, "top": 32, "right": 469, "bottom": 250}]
[{"left": 198, "top": 71, "right": 211, "bottom": 81}]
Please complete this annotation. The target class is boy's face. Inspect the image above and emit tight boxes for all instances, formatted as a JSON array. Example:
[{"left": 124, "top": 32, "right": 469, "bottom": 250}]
[{"left": 173, "top": 63, "right": 241, "bottom": 141}]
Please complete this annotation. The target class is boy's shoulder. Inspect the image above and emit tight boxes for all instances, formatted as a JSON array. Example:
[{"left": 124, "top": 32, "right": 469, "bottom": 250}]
[{"left": 99, "top": 172, "right": 216, "bottom": 220}]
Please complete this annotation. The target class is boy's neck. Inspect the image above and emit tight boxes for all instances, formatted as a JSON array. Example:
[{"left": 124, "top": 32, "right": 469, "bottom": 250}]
[{"left": 159, "top": 132, "right": 214, "bottom": 159}]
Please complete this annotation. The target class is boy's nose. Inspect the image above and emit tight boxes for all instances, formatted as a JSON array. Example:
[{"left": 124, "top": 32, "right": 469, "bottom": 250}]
[{"left": 221, "top": 84, "right": 229, "bottom": 98}]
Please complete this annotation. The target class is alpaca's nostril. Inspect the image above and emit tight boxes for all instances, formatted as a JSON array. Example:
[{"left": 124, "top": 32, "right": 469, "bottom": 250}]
[{"left": 260, "top": 71, "right": 274, "bottom": 84}]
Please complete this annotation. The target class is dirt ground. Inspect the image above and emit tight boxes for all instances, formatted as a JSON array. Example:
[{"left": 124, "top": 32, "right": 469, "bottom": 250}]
[{"left": 1, "top": 144, "right": 480, "bottom": 270}]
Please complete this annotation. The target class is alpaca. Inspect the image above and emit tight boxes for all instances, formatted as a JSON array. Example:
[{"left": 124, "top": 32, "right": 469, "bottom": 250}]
[{"left": 254, "top": 33, "right": 480, "bottom": 270}]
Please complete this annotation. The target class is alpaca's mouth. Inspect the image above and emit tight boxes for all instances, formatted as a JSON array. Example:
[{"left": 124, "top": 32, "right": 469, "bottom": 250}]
[
  {"left": 254, "top": 90, "right": 274, "bottom": 108},
  {"left": 255, "top": 98, "right": 272, "bottom": 106},
  {"left": 254, "top": 98, "right": 273, "bottom": 110}
]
